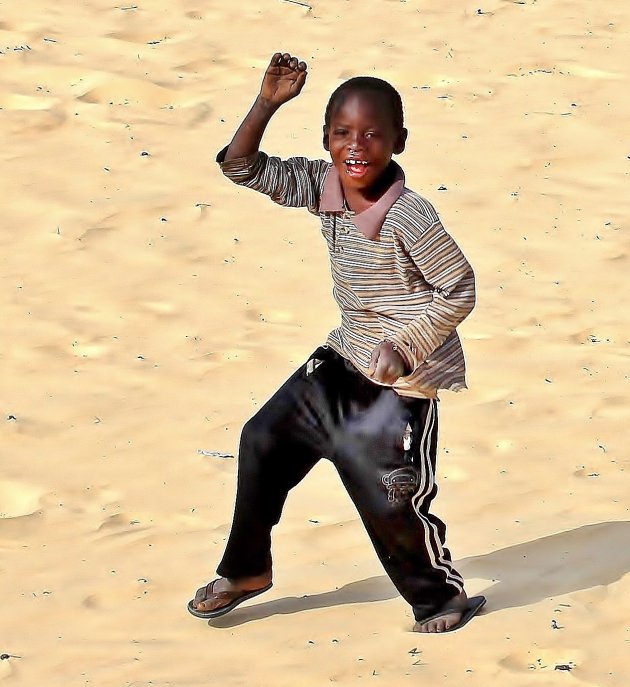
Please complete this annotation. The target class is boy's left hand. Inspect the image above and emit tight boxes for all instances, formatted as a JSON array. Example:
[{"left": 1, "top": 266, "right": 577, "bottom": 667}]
[{"left": 367, "top": 341, "right": 409, "bottom": 384}]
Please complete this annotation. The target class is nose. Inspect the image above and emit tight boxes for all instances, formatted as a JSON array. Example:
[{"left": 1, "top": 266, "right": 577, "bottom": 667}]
[{"left": 348, "top": 132, "right": 366, "bottom": 151}]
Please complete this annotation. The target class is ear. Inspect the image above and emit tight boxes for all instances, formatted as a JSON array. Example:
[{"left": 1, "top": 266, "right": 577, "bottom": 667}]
[
  {"left": 322, "top": 125, "right": 330, "bottom": 151},
  {"left": 393, "top": 128, "right": 408, "bottom": 155}
]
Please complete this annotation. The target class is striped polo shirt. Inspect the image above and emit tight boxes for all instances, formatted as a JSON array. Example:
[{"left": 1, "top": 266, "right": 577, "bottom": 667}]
[{"left": 217, "top": 149, "right": 476, "bottom": 399}]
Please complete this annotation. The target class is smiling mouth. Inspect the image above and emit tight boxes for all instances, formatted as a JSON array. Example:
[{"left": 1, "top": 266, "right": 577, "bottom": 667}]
[{"left": 344, "top": 159, "right": 370, "bottom": 176}]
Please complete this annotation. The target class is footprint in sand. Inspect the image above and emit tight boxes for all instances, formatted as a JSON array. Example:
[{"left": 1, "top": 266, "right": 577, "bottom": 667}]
[
  {"left": 441, "top": 465, "right": 469, "bottom": 482},
  {"left": 175, "top": 58, "right": 216, "bottom": 73},
  {"left": 82, "top": 575, "right": 152, "bottom": 610},
  {"left": 140, "top": 300, "right": 178, "bottom": 316},
  {"left": 499, "top": 648, "right": 583, "bottom": 673},
  {"left": 106, "top": 29, "right": 177, "bottom": 44},
  {"left": 0, "top": 479, "right": 44, "bottom": 519},
  {"left": 74, "top": 75, "right": 179, "bottom": 107},
  {"left": 215, "top": 348, "right": 253, "bottom": 363},
  {"left": 70, "top": 341, "right": 110, "bottom": 359},
  {"left": 562, "top": 64, "right": 625, "bottom": 80},
  {"left": 0, "top": 93, "right": 58, "bottom": 111},
  {"left": 0, "top": 94, "right": 66, "bottom": 133},
  {"left": 97, "top": 512, "right": 148, "bottom": 533},
  {"left": 590, "top": 395, "right": 629, "bottom": 421},
  {"left": 0, "top": 657, "right": 15, "bottom": 679}
]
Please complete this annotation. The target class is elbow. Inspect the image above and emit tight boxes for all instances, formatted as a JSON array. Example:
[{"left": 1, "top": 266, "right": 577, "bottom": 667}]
[
  {"left": 447, "top": 269, "right": 476, "bottom": 320},
  {"left": 460, "top": 268, "right": 476, "bottom": 317},
  {"left": 464, "top": 289, "right": 476, "bottom": 318}
]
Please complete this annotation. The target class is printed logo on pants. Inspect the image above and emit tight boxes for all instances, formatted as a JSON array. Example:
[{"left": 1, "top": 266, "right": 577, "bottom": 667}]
[{"left": 382, "top": 467, "right": 419, "bottom": 503}]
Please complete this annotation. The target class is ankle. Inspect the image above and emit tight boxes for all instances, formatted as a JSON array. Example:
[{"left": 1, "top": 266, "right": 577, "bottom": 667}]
[{"left": 227, "top": 571, "right": 272, "bottom": 587}]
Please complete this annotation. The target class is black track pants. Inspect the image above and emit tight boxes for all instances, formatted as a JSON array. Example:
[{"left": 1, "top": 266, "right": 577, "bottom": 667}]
[{"left": 216, "top": 345, "right": 464, "bottom": 620}]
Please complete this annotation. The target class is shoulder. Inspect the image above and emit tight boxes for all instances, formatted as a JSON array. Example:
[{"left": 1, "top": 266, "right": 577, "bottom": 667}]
[{"left": 388, "top": 187, "right": 441, "bottom": 246}]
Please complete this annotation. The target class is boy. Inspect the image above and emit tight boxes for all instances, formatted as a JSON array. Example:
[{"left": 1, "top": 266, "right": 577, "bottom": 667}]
[{"left": 188, "top": 52, "right": 484, "bottom": 632}]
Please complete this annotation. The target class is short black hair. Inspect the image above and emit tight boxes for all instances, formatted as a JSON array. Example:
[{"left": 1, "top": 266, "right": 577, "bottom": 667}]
[{"left": 324, "top": 77, "right": 404, "bottom": 131}]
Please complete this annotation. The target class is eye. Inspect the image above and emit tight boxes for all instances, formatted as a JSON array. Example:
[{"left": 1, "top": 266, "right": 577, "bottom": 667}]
[
  {"left": 365, "top": 131, "right": 379, "bottom": 139},
  {"left": 333, "top": 128, "right": 347, "bottom": 136}
]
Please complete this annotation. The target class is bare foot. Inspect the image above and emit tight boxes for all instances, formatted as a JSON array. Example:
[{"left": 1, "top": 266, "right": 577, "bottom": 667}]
[
  {"left": 413, "top": 591, "right": 468, "bottom": 633},
  {"left": 192, "top": 571, "right": 272, "bottom": 613}
]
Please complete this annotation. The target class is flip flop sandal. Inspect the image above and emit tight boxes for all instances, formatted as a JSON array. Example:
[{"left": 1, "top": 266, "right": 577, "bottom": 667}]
[
  {"left": 187, "top": 579, "right": 273, "bottom": 619},
  {"left": 416, "top": 595, "right": 486, "bottom": 633}
]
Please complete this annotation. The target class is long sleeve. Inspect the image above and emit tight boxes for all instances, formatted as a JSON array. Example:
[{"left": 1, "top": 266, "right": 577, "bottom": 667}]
[
  {"left": 216, "top": 147, "right": 330, "bottom": 215},
  {"left": 387, "top": 219, "right": 476, "bottom": 371}
]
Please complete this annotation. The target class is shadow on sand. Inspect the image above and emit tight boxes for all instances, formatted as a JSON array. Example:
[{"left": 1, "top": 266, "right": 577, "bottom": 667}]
[{"left": 207, "top": 520, "right": 630, "bottom": 627}]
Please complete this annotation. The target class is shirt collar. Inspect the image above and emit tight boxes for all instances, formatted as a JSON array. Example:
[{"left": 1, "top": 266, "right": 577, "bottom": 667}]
[{"left": 319, "top": 162, "right": 406, "bottom": 240}]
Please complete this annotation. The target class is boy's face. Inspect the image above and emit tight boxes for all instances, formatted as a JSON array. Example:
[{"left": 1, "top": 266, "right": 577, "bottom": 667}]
[{"left": 324, "top": 91, "right": 407, "bottom": 196}]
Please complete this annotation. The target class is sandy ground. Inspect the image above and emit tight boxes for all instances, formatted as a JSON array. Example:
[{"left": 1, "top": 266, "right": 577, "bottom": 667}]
[{"left": 1, "top": 1, "right": 629, "bottom": 685}]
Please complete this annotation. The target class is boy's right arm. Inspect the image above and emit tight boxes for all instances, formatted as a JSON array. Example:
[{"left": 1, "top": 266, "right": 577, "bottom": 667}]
[
  {"left": 218, "top": 52, "right": 329, "bottom": 213},
  {"left": 224, "top": 52, "right": 307, "bottom": 161}
]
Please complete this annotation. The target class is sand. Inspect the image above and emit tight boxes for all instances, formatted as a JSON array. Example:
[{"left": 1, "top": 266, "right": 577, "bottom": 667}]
[{"left": 1, "top": 1, "right": 629, "bottom": 685}]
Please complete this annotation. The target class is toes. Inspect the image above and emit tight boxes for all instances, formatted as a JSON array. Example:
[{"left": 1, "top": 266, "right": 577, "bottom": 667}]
[
  {"left": 192, "top": 580, "right": 222, "bottom": 608},
  {"left": 195, "top": 594, "right": 222, "bottom": 612},
  {"left": 193, "top": 584, "right": 211, "bottom": 606},
  {"left": 443, "top": 611, "right": 463, "bottom": 631},
  {"left": 414, "top": 611, "right": 463, "bottom": 633},
  {"left": 435, "top": 619, "right": 448, "bottom": 632}
]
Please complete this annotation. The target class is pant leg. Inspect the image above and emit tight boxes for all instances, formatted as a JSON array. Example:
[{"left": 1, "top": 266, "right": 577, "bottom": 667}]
[
  {"left": 330, "top": 389, "right": 464, "bottom": 621},
  {"left": 217, "top": 347, "right": 338, "bottom": 578}
]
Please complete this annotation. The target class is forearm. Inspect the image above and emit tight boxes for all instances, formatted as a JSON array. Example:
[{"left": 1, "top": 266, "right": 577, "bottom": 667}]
[
  {"left": 224, "top": 96, "right": 280, "bottom": 161},
  {"left": 389, "top": 268, "right": 476, "bottom": 369},
  {"left": 223, "top": 52, "right": 307, "bottom": 161},
  {"left": 217, "top": 52, "right": 319, "bottom": 208}
]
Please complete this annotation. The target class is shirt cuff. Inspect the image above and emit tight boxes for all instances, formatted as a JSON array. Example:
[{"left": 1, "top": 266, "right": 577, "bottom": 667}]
[
  {"left": 385, "top": 333, "right": 422, "bottom": 373},
  {"left": 216, "top": 146, "right": 265, "bottom": 180}
]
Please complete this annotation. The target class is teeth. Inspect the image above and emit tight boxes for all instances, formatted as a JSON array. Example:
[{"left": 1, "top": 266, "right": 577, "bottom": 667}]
[{"left": 345, "top": 159, "right": 368, "bottom": 165}]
